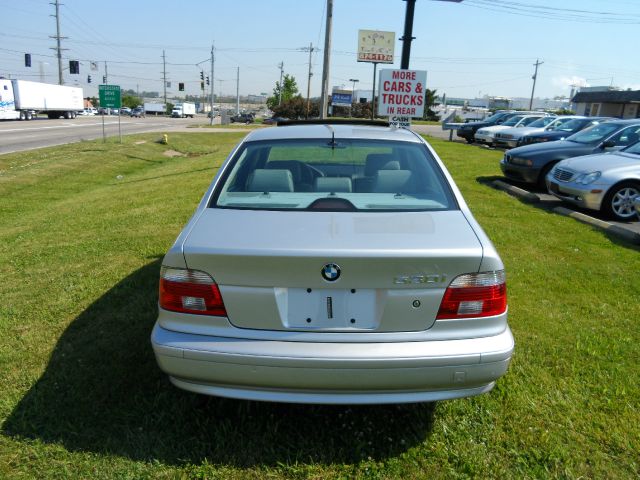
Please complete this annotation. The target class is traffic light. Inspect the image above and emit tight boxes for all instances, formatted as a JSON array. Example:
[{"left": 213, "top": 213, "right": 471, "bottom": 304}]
[
  {"left": 179, "top": 82, "right": 185, "bottom": 91},
  {"left": 200, "top": 71, "right": 204, "bottom": 81},
  {"left": 69, "top": 60, "right": 79, "bottom": 74},
  {"left": 103, "top": 75, "right": 107, "bottom": 84},
  {"left": 201, "top": 82, "right": 204, "bottom": 90},
  {"left": 206, "top": 76, "right": 210, "bottom": 86},
  {"left": 87, "top": 75, "right": 91, "bottom": 83},
  {"left": 25, "top": 53, "right": 31, "bottom": 67}
]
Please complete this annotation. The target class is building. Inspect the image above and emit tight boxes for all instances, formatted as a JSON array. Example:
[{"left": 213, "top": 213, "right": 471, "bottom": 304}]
[{"left": 571, "top": 89, "right": 640, "bottom": 118}]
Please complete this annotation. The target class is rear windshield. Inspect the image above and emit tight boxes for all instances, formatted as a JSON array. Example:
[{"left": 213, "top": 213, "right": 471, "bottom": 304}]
[{"left": 211, "top": 138, "right": 457, "bottom": 211}]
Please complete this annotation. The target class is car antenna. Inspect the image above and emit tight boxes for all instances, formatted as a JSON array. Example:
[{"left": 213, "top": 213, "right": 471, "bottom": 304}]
[{"left": 324, "top": 124, "right": 337, "bottom": 149}]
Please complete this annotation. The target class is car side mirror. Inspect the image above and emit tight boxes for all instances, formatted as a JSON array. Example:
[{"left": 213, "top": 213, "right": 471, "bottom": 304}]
[{"left": 602, "top": 140, "right": 616, "bottom": 149}]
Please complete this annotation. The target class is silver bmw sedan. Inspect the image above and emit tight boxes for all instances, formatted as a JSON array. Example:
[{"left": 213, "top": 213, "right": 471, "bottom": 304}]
[{"left": 151, "top": 121, "right": 514, "bottom": 404}]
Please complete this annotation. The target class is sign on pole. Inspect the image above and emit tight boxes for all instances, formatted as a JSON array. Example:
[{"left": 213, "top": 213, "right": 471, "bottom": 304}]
[
  {"left": 377, "top": 69, "right": 427, "bottom": 128},
  {"left": 99, "top": 84, "right": 121, "bottom": 109},
  {"left": 331, "top": 90, "right": 352, "bottom": 107},
  {"left": 357, "top": 30, "right": 395, "bottom": 63}
]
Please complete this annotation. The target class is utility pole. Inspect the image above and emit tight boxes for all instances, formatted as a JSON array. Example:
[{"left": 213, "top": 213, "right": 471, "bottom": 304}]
[
  {"left": 349, "top": 78, "right": 359, "bottom": 117},
  {"left": 277, "top": 61, "right": 284, "bottom": 105},
  {"left": 162, "top": 50, "right": 169, "bottom": 107},
  {"left": 50, "top": 0, "right": 67, "bottom": 85},
  {"left": 104, "top": 61, "right": 108, "bottom": 85},
  {"left": 301, "top": 43, "right": 316, "bottom": 119},
  {"left": 320, "top": 0, "right": 333, "bottom": 118},
  {"left": 210, "top": 43, "right": 215, "bottom": 125},
  {"left": 236, "top": 67, "right": 240, "bottom": 115},
  {"left": 400, "top": 0, "right": 416, "bottom": 69},
  {"left": 529, "top": 59, "right": 543, "bottom": 110}
]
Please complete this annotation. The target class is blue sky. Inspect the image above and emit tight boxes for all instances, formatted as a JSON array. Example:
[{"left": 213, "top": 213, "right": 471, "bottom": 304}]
[{"left": 2, "top": 0, "right": 639, "bottom": 101}]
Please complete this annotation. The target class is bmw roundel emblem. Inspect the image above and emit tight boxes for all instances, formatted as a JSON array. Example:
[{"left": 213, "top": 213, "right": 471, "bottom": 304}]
[{"left": 321, "top": 263, "right": 341, "bottom": 282}]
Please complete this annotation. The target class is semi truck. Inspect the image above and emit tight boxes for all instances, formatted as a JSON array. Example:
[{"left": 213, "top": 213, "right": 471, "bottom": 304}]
[
  {"left": 144, "top": 102, "right": 166, "bottom": 115},
  {"left": 0, "top": 79, "right": 84, "bottom": 120},
  {"left": 171, "top": 102, "right": 195, "bottom": 118}
]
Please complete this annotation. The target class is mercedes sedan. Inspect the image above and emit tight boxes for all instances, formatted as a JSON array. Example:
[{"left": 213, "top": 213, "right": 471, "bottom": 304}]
[
  {"left": 547, "top": 141, "right": 640, "bottom": 221},
  {"left": 151, "top": 120, "right": 514, "bottom": 404}
]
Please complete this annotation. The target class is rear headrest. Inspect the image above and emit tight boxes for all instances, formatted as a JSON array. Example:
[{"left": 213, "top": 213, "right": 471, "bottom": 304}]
[
  {"left": 246, "top": 169, "right": 294, "bottom": 192},
  {"left": 365, "top": 153, "right": 395, "bottom": 176},
  {"left": 372, "top": 170, "right": 414, "bottom": 193},
  {"left": 315, "top": 177, "right": 352, "bottom": 193},
  {"left": 266, "top": 160, "right": 302, "bottom": 181}
]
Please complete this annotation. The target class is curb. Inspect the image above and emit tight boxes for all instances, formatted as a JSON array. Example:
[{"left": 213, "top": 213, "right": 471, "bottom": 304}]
[
  {"left": 491, "top": 180, "right": 540, "bottom": 203},
  {"left": 488, "top": 179, "right": 640, "bottom": 245},
  {"left": 553, "top": 207, "right": 640, "bottom": 244}
]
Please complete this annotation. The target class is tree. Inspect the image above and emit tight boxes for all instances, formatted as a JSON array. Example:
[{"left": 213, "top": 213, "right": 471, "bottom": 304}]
[
  {"left": 351, "top": 101, "right": 373, "bottom": 119},
  {"left": 271, "top": 96, "right": 319, "bottom": 119},
  {"left": 266, "top": 74, "right": 299, "bottom": 110},
  {"left": 422, "top": 88, "right": 438, "bottom": 121},
  {"left": 122, "top": 94, "right": 141, "bottom": 109}
]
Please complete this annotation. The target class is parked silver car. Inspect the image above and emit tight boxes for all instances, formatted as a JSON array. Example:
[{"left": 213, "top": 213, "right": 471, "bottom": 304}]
[
  {"left": 546, "top": 139, "right": 640, "bottom": 221},
  {"left": 151, "top": 121, "right": 514, "bottom": 404},
  {"left": 475, "top": 114, "right": 546, "bottom": 146}
]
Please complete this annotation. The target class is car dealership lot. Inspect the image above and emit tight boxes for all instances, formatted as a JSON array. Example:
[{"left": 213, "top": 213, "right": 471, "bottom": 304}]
[{"left": 0, "top": 131, "right": 638, "bottom": 479}]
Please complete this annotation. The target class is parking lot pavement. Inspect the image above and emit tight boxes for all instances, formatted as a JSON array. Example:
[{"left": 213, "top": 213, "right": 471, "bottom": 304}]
[{"left": 411, "top": 124, "right": 466, "bottom": 142}]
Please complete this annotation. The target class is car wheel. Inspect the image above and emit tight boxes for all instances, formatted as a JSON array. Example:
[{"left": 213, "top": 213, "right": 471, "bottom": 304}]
[
  {"left": 465, "top": 137, "right": 474, "bottom": 144},
  {"left": 602, "top": 181, "right": 640, "bottom": 221}
]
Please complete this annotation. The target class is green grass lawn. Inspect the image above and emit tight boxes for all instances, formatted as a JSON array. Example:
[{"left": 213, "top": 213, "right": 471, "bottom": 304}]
[{"left": 0, "top": 133, "right": 638, "bottom": 479}]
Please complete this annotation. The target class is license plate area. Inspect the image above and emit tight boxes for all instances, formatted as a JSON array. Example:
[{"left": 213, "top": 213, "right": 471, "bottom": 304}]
[{"left": 283, "top": 288, "right": 379, "bottom": 330}]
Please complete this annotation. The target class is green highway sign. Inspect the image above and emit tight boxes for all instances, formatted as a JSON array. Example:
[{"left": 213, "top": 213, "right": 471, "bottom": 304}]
[{"left": 99, "top": 84, "right": 121, "bottom": 109}]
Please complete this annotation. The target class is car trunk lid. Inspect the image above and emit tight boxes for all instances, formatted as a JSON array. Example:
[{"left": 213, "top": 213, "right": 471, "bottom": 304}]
[{"left": 181, "top": 209, "right": 484, "bottom": 332}]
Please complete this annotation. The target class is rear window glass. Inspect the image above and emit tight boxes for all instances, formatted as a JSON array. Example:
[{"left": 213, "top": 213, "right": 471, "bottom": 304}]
[{"left": 211, "top": 138, "right": 457, "bottom": 211}]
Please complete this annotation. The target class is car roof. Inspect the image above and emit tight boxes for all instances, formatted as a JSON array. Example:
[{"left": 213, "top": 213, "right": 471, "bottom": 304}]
[
  {"left": 243, "top": 123, "right": 423, "bottom": 143},
  {"left": 598, "top": 118, "right": 640, "bottom": 126}
]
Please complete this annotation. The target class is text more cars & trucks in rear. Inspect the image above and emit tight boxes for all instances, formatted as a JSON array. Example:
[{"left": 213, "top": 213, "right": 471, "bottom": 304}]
[
  {"left": 151, "top": 119, "right": 514, "bottom": 404},
  {"left": 501, "top": 119, "right": 640, "bottom": 187}
]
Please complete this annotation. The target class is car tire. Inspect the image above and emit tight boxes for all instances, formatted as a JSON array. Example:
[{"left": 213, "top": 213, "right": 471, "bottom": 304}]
[
  {"left": 602, "top": 181, "right": 640, "bottom": 221},
  {"left": 465, "top": 137, "right": 474, "bottom": 144}
]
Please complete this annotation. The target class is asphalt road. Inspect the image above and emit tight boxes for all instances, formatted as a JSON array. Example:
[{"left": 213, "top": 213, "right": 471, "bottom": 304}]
[{"left": 0, "top": 114, "right": 204, "bottom": 155}]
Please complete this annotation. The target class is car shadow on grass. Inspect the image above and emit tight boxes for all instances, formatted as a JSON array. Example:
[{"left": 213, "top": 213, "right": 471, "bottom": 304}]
[{"left": 3, "top": 259, "right": 436, "bottom": 467}]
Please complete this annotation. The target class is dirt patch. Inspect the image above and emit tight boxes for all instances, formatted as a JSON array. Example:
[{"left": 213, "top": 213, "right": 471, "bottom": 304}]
[
  {"left": 134, "top": 140, "right": 147, "bottom": 145},
  {"left": 163, "top": 150, "right": 186, "bottom": 157}
]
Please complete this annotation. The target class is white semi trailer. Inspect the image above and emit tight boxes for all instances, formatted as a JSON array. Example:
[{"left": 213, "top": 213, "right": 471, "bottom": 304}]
[
  {"left": 144, "top": 102, "right": 166, "bottom": 115},
  {"left": 0, "top": 79, "right": 84, "bottom": 120}
]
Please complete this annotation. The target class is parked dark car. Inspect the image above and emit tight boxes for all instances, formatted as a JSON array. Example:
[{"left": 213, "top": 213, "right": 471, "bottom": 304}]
[
  {"left": 517, "top": 117, "right": 611, "bottom": 146},
  {"left": 456, "top": 111, "right": 515, "bottom": 143},
  {"left": 230, "top": 113, "right": 254, "bottom": 124},
  {"left": 129, "top": 107, "right": 145, "bottom": 118},
  {"left": 500, "top": 119, "right": 640, "bottom": 187},
  {"left": 262, "top": 116, "right": 288, "bottom": 125}
]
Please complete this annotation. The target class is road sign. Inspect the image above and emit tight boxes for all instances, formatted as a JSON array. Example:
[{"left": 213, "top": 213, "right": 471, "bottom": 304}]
[
  {"left": 357, "top": 30, "right": 395, "bottom": 63},
  {"left": 377, "top": 69, "right": 427, "bottom": 123},
  {"left": 331, "top": 91, "right": 352, "bottom": 107},
  {"left": 99, "top": 84, "right": 121, "bottom": 109}
]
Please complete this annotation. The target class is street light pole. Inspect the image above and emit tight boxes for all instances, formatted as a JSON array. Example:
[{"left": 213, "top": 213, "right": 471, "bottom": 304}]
[{"left": 349, "top": 78, "right": 359, "bottom": 117}]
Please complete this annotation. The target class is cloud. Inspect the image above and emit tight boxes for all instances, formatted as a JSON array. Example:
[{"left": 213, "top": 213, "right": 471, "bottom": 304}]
[{"left": 552, "top": 76, "right": 589, "bottom": 89}]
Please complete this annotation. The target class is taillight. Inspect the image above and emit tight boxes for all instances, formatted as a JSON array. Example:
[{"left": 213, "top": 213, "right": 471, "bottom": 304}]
[
  {"left": 436, "top": 270, "right": 507, "bottom": 319},
  {"left": 159, "top": 267, "right": 227, "bottom": 316}
]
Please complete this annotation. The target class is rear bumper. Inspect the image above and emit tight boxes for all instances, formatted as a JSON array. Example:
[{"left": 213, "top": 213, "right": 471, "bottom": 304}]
[{"left": 151, "top": 323, "right": 514, "bottom": 404}]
